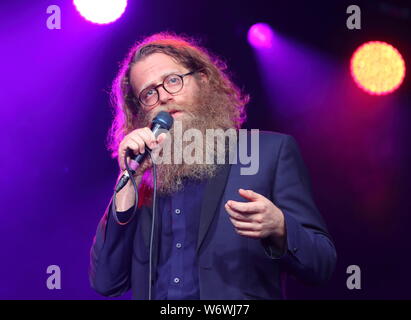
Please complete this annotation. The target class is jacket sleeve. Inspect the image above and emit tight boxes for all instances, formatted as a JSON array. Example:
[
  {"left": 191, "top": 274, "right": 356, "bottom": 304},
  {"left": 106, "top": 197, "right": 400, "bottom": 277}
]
[
  {"left": 262, "top": 134, "right": 337, "bottom": 285},
  {"left": 89, "top": 199, "right": 139, "bottom": 297}
]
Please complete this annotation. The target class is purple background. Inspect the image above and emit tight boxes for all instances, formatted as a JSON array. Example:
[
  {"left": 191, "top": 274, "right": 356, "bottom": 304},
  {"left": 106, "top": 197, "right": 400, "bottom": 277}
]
[{"left": 1, "top": 0, "right": 410, "bottom": 299}]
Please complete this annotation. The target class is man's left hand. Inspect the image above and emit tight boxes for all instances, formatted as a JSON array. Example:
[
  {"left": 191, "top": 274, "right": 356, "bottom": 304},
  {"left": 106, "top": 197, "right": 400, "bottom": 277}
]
[{"left": 225, "top": 189, "right": 285, "bottom": 243}]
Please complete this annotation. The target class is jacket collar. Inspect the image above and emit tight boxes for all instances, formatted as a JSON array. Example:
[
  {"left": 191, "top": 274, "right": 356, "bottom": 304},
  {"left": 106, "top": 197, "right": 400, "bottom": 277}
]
[{"left": 196, "top": 163, "right": 231, "bottom": 252}]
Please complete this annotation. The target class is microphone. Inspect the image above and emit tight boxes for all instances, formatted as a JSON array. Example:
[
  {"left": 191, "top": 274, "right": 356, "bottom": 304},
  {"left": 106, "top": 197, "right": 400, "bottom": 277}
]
[{"left": 115, "top": 111, "right": 174, "bottom": 192}]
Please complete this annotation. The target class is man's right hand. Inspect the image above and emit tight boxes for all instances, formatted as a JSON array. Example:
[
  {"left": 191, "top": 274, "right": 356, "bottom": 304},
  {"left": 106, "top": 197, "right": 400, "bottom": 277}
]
[{"left": 117, "top": 127, "right": 167, "bottom": 177}]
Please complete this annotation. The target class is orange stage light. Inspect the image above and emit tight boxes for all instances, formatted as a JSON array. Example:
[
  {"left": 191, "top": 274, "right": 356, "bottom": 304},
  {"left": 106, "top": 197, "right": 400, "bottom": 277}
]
[{"left": 351, "top": 41, "right": 406, "bottom": 95}]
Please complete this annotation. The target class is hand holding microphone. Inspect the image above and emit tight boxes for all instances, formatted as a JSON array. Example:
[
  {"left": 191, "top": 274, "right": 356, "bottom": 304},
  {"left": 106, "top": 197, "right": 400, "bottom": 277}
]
[{"left": 115, "top": 111, "right": 173, "bottom": 193}]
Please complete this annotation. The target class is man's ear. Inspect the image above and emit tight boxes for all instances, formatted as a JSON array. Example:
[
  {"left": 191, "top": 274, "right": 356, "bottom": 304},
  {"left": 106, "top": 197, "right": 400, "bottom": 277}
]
[{"left": 198, "top": 71, "right": 209, "bottom": 83}]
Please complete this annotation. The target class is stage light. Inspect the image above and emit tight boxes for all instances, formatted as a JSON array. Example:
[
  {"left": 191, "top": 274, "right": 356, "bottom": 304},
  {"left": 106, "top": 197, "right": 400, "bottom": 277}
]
[
  {"left": 247, "top": 23, "right": 274, "bottom": 49},
  {"left": 73, "top": 0, "right": 127, "bottom": 24},
  {"left": 350, "top": 41, "right": 406, "bottom": 95}
]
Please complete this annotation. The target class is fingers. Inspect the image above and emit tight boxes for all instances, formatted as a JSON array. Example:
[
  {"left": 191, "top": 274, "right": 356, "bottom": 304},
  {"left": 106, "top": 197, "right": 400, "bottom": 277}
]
[
  {"left": 128, "top": 135, "right": 146, "bottom": 154},
  {"left": 118, "top": 139, "right": 143, "bottom": 171},
  {"left": 238, "top": 188, "right": 262, "bottom": 201},
  {"left": 117, "top": 127, "right": 158, "bottom": 172},
  {"left": 226, "top": 199, "right": 265, "bottom": 214},
  {"left": 225, "top": 192, "right": 266, "bottom": 239},
  {"left": 157, "top": 132, "right": 167, "bottom": 145},
  {"left": 225, "top": 204, "right": 263, "bottom": 238},
  {"left": 229, "top": 218, "right": 261, "bottom": 232},
  {"left": 225, "top": 203, "right": 253, "bottom": 222},
  {"left": 139, "top": 127, "right": 157, "bottom": 149}
]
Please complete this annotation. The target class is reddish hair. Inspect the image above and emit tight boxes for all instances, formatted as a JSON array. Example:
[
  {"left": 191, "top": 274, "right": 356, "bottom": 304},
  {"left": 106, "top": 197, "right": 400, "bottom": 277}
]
[{"left": 107, "top": 32, "right": 249, "bottom": 158}]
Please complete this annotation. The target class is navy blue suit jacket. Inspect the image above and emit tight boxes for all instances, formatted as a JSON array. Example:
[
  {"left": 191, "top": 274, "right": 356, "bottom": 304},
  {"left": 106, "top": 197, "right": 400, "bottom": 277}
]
[{"left": 89, "top": 132, "right": 337, "bottom": 299}]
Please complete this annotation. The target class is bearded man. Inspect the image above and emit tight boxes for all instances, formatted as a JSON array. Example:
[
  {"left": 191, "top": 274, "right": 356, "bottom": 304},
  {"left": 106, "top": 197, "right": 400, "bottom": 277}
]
[{"left": 89, "top": 33, "right": 337, "bottom": 300}]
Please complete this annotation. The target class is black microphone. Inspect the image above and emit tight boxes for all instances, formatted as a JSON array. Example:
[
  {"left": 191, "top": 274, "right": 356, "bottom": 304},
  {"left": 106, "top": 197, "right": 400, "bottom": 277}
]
[{"left": 114, "top": 111, "right": 174, "bottom": 192}]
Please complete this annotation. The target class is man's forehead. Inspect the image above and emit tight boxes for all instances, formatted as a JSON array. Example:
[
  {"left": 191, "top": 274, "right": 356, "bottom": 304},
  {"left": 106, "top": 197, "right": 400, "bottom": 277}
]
[{"left": 130, "top": 53, "right": 187, "bottom": 92}]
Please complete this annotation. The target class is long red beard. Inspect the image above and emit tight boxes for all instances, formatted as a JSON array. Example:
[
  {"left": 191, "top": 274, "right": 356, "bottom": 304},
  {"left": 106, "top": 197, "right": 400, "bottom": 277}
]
[{"left": 136, "top": 85, "right": 237, "bottom": 196}]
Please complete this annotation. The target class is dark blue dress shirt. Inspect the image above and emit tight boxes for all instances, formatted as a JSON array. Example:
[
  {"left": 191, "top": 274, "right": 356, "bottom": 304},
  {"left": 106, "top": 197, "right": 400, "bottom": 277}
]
[{"left": 153, "top": 178, "right": 207, "bottom": 300}]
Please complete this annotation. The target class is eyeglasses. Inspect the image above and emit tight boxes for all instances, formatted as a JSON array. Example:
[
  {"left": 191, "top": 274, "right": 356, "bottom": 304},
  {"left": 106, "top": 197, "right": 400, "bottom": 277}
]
[{"left": 137, "top": 71, "right": 197, "bottom": 108}]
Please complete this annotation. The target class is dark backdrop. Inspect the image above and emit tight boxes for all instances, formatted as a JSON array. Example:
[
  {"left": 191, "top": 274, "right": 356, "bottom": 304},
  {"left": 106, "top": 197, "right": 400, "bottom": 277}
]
[{"left": 0, "top": 0, "right": 410, "bottom": 299}]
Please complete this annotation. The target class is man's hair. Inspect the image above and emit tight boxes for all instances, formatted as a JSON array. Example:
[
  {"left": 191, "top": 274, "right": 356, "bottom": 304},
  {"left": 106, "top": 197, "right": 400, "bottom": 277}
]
[{"left": 107, "top": 32, "right": 249, "bottom": 158}]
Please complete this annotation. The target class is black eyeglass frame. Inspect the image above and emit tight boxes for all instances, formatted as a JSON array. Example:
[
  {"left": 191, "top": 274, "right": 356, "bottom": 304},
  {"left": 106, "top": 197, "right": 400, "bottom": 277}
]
[{"left": 137, "top": 71, "right": 197, "bottom": 108}]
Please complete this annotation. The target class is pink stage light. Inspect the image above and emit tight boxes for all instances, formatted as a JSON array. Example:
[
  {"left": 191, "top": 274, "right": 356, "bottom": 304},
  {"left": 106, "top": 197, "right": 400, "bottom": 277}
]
[
  {"left": 247, "top": 23, "right": 274, "bottom": 49},
  {"left": 73, "top": 0, "right": 127, "bottom": 25}
]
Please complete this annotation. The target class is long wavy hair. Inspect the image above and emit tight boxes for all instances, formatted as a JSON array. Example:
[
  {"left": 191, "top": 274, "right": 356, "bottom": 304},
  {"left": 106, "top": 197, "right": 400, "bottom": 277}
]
[{"left": 107, "top": 32, "right": 249, "bottom": 158}]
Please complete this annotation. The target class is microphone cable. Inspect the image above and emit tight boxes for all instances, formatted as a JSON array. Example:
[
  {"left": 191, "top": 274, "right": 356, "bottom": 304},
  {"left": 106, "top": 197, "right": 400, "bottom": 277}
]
[{"left": 111, "top": 147, "right": 158, "bottom": 300}]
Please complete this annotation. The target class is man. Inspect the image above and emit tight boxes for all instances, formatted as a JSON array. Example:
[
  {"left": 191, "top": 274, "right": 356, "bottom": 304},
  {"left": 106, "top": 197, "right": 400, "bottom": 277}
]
[{"left": 89, "top": 33, "right": 337, "bottom": 300}]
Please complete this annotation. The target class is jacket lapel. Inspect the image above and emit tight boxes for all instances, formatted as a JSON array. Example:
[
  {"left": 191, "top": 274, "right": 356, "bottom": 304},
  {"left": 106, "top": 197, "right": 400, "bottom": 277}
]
[{"left": 196, "top": 163, "right": 231, "bottom": 252}]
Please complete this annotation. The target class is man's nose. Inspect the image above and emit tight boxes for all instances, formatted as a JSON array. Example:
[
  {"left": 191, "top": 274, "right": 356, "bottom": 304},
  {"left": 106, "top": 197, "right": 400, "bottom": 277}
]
[{"left": 157, "top": 86, "right": 174, "bottom": 105}]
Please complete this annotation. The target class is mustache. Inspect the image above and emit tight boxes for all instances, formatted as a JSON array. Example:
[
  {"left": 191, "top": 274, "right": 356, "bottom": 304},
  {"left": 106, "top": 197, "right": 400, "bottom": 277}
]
[
  {"left": 147, "top": 105, "right": 194, "bottom": 123},
  {"left": 154, "top": 105, "right": 184, "bottom": 115}
]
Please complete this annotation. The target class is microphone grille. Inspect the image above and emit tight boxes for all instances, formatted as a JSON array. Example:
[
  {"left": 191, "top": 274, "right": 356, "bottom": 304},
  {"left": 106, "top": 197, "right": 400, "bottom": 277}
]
[{"left": 153, "top": 111, "right": 174, "bottom": 130}]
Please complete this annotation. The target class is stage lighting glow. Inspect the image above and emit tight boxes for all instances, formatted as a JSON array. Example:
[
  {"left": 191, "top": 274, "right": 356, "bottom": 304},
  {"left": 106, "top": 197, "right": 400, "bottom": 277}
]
[
  {"left": 351, "top": 41, "right": 406, "bottom": 95},
  {"left": 247, "top": 23, "right": 274, "bottom": 49},
  {"left": 73, "top": 0, "right": 127, "bottom": 24}
]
